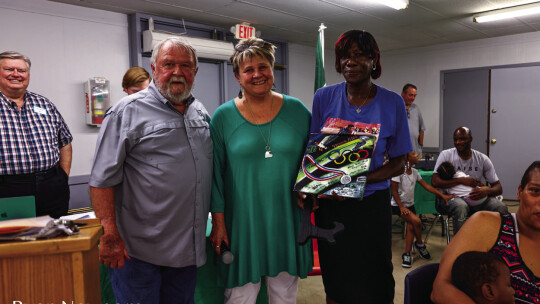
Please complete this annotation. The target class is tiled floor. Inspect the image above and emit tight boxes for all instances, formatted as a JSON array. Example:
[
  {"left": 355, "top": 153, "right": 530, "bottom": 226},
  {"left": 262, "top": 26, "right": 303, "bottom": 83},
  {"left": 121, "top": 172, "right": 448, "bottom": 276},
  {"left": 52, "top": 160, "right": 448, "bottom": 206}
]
[{"left": 296, "top": 200, "right": 519, "bottom": 304}]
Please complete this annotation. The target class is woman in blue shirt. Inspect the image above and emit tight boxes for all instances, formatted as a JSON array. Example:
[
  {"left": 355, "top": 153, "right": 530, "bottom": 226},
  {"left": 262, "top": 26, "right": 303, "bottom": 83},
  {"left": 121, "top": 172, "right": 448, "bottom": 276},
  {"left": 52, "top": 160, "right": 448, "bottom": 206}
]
[{"left": 311, "top": 30, "right": 412, "bottom": 304}]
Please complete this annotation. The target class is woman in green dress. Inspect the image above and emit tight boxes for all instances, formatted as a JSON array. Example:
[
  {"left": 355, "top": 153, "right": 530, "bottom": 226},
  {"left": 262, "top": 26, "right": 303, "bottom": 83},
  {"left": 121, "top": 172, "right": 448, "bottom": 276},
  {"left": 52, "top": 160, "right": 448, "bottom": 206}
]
[{"left": 209, "top": 38, "right": 313, "bottom": 303}]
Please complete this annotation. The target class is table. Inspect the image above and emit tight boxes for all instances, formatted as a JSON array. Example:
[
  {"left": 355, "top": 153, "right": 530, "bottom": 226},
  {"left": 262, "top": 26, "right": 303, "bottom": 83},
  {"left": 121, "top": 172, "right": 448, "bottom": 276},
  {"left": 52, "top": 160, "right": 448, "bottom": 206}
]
[{"left": 0, "top": 219, "right": 103, "bottom": 303}]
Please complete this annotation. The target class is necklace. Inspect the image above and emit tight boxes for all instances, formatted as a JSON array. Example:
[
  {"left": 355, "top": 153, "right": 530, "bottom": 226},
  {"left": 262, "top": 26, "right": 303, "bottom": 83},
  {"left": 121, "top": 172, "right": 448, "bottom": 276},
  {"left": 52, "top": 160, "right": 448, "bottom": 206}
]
[
  {"left": 245, "top": 94, "right": 274, "bottom": 159},
  {"left": 355, "top": 84, "right": 372, "bottom": 113}
]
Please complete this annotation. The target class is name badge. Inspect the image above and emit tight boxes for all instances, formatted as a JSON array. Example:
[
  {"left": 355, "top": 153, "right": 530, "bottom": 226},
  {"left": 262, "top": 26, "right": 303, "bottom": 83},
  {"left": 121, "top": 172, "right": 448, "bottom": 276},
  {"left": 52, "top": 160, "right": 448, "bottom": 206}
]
[{"left": 33, "top": 106, "right": 48, "bottom": 115}]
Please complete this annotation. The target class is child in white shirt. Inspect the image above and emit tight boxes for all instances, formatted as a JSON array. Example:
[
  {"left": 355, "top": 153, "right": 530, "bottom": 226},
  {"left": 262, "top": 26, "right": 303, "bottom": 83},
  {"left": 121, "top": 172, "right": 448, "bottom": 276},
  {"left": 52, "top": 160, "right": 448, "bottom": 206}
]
[{"left": 391, "top": 152, "right": 454, "bottom": 268}]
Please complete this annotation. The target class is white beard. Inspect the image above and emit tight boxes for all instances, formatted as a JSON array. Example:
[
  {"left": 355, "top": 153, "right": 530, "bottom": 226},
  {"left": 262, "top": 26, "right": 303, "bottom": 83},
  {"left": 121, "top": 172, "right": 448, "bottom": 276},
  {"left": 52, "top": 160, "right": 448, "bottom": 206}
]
[{"left": 155, "top": 76, "right": 193, "bottom": 105}]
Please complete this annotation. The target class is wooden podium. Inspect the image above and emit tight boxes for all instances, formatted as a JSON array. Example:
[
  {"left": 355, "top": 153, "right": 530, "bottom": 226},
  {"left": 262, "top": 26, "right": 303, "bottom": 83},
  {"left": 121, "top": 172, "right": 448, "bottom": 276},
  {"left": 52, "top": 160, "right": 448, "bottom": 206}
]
[{"left": 0, "top": 219, "right": 103, "bottom": 304}]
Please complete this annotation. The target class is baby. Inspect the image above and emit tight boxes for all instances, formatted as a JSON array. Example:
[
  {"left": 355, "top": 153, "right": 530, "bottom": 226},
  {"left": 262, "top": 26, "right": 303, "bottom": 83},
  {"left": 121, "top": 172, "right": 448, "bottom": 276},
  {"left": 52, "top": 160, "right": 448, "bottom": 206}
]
[
  {"left": 452, "top": 251, "right": 515, "bottom": 304},
  {"left": 436, "top": 161, "right": 487, "bottom": 206}
]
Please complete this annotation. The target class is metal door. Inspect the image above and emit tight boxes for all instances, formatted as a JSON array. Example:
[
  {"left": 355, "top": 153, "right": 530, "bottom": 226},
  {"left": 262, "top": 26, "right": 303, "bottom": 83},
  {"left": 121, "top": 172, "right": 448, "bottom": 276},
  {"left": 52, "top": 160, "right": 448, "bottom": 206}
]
[
  {"left": 490, "top": 66, "right": 540, "bottom": 200},
  {"left": 442, "top": 70, "right": 489, "bottom": 153}
]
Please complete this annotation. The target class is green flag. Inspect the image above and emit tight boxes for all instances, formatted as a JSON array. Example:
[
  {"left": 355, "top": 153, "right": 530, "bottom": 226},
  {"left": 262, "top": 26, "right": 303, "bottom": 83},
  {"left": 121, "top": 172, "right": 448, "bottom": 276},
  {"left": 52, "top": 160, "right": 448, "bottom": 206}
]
[
  {"left": 314, "top": 23, "right": 326, "bottom": 93},
  {"left": 314, "top": 23, "right": 326, "bottom": 92}
]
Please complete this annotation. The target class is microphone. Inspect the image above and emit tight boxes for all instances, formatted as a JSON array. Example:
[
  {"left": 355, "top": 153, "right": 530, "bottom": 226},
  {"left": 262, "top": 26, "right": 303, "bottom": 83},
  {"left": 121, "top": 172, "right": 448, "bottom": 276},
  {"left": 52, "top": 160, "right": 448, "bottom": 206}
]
[{"left": 220, "top": 242, "right": 234, "bottom": 264}]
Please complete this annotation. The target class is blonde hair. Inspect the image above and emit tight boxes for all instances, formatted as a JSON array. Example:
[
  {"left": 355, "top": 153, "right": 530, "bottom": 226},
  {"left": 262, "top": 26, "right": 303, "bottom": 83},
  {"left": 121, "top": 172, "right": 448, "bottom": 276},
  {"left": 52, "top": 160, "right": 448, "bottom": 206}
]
[
  {"left": 230, "top": 38, "right": 276, "bottom": 75},
  {"left": 122, "top": 67, "right": 151, "bottom": 90}
]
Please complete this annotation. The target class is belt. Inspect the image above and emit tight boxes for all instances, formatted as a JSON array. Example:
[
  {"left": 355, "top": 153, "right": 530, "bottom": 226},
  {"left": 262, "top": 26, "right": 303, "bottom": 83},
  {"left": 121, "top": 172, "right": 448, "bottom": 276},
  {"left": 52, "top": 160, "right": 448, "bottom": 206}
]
[{"left": 0, "top": 164, "right": 60, "bottom": 183}]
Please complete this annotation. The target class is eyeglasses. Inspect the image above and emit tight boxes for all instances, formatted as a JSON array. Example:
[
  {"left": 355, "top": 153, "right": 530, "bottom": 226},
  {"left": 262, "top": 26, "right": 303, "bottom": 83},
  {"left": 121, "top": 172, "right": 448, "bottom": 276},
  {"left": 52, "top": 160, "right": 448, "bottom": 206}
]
[
  {"left": 407, "top": 109, "right": 410, "bottom": 118},
  {"left": 161, "top": 62, "right": 196, "bottom": 75},
  {"left": 234, "top": 40, "right": 267, "bottom": 52},
  {"left": 340, "top": 52, "right": 373, "bottom": 63},
  {"left": 2, "top": 67, "right": 28, "bottom": 75}
]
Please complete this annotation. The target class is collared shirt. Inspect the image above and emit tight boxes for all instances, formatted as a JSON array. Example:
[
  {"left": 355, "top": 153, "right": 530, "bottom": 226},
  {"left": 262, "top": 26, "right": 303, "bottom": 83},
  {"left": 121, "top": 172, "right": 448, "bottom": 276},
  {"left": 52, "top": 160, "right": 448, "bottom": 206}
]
[
  {"left": 406, "top": 103, "right": 425, "bottom": 154},
  {"left": 89, "top": 81, "right": 213, "bottom": 268},
  {"left": 0, "top": 91, "right": 73, "bottom": 175}
]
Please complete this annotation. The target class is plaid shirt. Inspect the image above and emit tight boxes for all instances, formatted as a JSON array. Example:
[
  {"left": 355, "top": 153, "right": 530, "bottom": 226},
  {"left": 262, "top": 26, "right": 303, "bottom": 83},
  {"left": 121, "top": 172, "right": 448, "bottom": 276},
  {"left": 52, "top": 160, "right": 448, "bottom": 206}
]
[{"left": 0, "top": 90, "right": 73, "bottom": 175}]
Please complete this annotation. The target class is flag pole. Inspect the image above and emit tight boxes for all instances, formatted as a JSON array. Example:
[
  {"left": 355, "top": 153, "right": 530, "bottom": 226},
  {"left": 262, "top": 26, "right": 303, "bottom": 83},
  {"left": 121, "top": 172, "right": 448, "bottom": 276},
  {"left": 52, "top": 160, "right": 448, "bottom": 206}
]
[{"left": 314, "top": 23, "right": 327, "bottom": 93}]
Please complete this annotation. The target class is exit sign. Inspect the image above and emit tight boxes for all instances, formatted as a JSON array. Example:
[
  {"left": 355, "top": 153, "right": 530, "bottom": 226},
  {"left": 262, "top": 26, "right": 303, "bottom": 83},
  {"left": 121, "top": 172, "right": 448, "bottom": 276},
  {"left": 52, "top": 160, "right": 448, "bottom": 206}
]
[{"left": 235, "top": 24, "right": 256, "bottom": 39}]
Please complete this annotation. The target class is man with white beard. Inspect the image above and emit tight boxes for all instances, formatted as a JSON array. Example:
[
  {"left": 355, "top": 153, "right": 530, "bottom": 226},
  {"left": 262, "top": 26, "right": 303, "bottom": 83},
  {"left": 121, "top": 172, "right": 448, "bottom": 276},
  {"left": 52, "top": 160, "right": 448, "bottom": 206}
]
[{"left": 89, "top": 37, "right": 213, "bottom": 304}]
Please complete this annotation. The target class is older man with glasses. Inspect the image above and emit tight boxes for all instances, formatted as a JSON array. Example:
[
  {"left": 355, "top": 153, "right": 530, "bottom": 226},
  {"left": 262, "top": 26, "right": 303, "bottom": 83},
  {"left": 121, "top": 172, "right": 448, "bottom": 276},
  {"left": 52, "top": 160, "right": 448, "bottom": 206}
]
[
  {"left": 401, "top": 83, "right": 425, "bottom": 157},
  {"left": 89, "top": 37, "right": 213, "bottom": 304},
  {"left": 0, "top": 51, "right": 73, "bottom": 218}
]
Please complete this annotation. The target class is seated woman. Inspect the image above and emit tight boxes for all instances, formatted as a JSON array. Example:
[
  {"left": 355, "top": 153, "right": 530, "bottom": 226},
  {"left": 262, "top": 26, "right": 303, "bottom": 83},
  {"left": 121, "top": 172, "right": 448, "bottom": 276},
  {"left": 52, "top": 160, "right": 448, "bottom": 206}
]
[{"left": 432, "top": 161, "right": 540, "bottom": 304}]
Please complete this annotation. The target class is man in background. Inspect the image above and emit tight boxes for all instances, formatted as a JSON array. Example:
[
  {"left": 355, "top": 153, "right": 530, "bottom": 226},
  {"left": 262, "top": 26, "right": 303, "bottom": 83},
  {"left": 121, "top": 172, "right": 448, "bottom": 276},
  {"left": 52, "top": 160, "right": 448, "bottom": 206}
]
[
  {"left": 0, "top": 51, "right": 73, "bottom": 218},
  {"left": 89, "top": 37, "right": 212, "bottom": 304},
  {"left": 401, "top": 83, "right": 425, "bottom": 156}
]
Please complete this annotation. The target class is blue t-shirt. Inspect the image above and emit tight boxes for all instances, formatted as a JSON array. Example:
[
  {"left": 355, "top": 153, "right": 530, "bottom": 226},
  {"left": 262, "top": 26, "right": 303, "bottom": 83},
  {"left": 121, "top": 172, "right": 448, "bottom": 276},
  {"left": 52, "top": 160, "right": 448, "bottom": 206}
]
[{"left": 310, "top": 82, "right": 412, "bottom": 196}]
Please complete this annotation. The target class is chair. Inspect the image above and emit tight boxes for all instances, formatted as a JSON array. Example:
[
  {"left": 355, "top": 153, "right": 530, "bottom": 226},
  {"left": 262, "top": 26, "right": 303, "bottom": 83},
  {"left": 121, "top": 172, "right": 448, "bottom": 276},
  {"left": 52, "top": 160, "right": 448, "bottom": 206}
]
[
  {"left": 414, "top": 170, "right": 453, "bottom": 244},
  {"left": 424, "top": 213, "right": 451, "bottom": 244},
  {"left": 404, "top": 262, "right": 440, "bottom": 304}
]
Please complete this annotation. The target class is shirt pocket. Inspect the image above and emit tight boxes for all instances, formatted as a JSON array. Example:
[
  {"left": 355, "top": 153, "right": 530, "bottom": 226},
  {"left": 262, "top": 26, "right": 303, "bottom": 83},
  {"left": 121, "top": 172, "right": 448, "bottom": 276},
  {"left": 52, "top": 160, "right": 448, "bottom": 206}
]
[
  {"left": 133, "top": 121, "right": 189, "bottom": 166},
  {"left": 185, "top": 119, "right": 213, "bottom": 159}
]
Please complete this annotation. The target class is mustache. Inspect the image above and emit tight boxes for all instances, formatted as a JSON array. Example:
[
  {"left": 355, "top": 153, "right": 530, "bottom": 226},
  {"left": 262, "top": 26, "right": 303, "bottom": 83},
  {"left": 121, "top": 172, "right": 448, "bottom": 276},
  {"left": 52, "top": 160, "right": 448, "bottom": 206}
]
[{"left": 169, "top": 76, "right": 186, "bottom": 85}]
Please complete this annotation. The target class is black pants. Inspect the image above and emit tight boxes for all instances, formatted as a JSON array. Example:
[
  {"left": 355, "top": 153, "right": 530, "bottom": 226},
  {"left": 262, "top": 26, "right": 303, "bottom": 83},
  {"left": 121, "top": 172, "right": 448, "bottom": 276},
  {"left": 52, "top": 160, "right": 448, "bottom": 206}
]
[
  {"left": 0, "top": 165, "right": 70, "bottom": 218},
  {"left": 315, "top": 190, "right": 394, "bottom": 304}
]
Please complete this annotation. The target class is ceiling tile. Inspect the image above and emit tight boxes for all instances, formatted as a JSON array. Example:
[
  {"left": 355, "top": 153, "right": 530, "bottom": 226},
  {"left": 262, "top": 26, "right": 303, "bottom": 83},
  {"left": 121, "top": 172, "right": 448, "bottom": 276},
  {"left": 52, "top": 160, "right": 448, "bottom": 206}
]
[
  {"left": 48, "top": 0, "right": 540, "bottom": 51},
  {"left": 235, "top": 0, "right": 350, "bottom": 19}
]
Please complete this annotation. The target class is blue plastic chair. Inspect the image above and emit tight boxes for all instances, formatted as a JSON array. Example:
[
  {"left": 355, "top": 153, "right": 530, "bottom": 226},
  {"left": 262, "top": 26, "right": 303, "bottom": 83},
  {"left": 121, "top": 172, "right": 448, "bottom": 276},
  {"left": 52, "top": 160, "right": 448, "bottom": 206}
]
[{"left": 404, "top": 263, "right": 440, "bottom": 304}]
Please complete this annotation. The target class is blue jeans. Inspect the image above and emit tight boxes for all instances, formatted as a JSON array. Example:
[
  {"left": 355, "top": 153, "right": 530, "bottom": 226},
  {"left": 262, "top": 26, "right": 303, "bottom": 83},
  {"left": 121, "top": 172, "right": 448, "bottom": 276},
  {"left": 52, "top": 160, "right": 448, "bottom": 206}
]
[
  {"left": 436, "top": 196, "right": 508, "bottom": 234},
  {"left": 108, "top": 256, "right": 197, "bottom": 304}
]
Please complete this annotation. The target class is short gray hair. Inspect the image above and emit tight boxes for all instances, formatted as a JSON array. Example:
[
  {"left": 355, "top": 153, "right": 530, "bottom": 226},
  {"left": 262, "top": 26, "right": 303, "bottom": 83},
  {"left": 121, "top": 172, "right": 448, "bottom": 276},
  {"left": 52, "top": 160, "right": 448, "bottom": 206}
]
[
  {"left": 230, "top": 38, "right": 276, "bottom": 76},
  {"left": 150, "top": 37, "right": 198, "bottom": 68},
  {"left": 0, "top": 51, "right": 31, "bottom": 70}
]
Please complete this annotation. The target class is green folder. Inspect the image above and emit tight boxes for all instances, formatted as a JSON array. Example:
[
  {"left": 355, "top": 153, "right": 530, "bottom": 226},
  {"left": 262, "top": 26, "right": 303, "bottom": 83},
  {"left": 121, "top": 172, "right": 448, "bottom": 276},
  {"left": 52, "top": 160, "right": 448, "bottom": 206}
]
[{"left": 0, "top": 196, "right": 36, "bottom": 221}]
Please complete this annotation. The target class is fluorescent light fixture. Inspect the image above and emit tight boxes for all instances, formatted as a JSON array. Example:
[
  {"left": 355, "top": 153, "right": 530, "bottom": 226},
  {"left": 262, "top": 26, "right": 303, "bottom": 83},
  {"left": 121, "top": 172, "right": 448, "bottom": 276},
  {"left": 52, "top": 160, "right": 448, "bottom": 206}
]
[
  {"left": 381, "top": 0, "right": 409, "bottom": 10},
  {"left": 473, "top": 2, "right": 540, "bottom": 23}
]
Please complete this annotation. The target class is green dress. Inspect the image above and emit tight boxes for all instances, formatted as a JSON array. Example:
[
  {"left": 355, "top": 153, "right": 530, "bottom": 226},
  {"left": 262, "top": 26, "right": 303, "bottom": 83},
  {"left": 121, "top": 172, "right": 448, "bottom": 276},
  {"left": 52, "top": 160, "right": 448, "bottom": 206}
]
[{"left": 210, "top": 95, "right": 313, "bottom": 289}]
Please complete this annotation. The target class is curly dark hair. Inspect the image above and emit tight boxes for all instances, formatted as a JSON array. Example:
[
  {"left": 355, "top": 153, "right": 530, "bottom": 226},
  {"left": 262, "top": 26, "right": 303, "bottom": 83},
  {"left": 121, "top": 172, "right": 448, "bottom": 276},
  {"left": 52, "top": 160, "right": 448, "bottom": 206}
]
[
  {"left": 451, "top": 251, "right": 507, "bottom": 300},
  {"left": 437, "top": 161, "right": 456, "bottom": 180}
]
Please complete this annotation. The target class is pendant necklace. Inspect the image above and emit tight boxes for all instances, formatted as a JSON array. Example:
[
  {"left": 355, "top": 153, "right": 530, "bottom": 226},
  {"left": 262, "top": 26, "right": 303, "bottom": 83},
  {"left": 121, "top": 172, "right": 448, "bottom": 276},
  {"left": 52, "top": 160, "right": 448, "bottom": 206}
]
[
  {"left": 354, "top": 84, "right": 372, "bottom": 113},
  {"left": 245, "top": 94, "right": 274, "bottom": 159}
]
